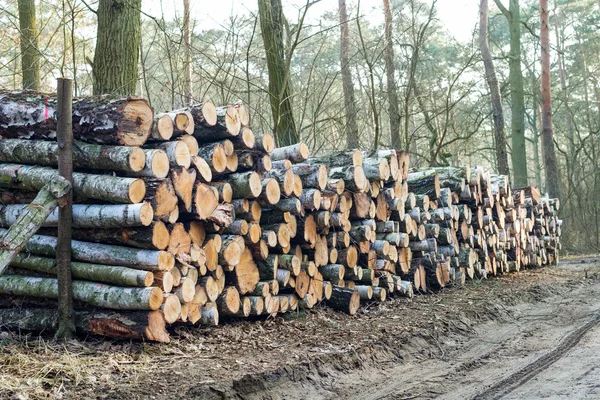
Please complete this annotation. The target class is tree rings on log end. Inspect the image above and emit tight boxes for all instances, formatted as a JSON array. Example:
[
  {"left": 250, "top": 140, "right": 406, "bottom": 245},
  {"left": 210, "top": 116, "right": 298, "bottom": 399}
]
[
  {"left": 118, "top": 99, "right": 154, "bottom": 146},
  {"left": 129, "top": 179, "right": 147, "bottom": 204},
  {"left": 128, "top": 147, "right": 146, "bottom": 172}
]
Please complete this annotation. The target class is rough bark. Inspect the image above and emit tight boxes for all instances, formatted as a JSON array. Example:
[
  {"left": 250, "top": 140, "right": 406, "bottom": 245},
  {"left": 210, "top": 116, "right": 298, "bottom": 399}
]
[
  {"left": 93, "top": 0, "right": 142, "bottom": 95},
  {"left": 479, "top": 0, "right": 510, "bottom": 176},
  {"left": 494, "top": 0, "right": 528, "bottom": 186},
  {"left": 66, "top": 222, "right": 169, "bottom": 250},
  {"left": 0, "top": 308, "right": 169, "bottom": 342},
  {"left": 0, "top": 164, "right": 145, "bottom": 204},
  {"left": 10, "top": 253, "right": 153, "bottom": 287},
  {"left": 0, "top": 91, "right": 154, "bottom": 146},
  {"left": 192, "top": 105, "right": 241, "bottom": 140},
  {"left": 338, "top": 0, "right": 360, "bottom": 149},
  {"left": 326, "top": 285, "right": 360, "bottom": 315},
  {"left": 383, "top": 0, "right": 401, "bottom": 149},
  {"left": 183, "top": 0, "right": 192, "bottom": 105},
  {"left": 0, "top": 229, "right": 175, "bottom": 271},
  {"left": 17, "top": 0, "right": 40, "bottom": 90},
  {"left": 258, "top": 0, "right": 298, "bottom": 146},
  {"left": 0, "top": 275, "right": 163, "bottom": 310},
  {"left": 0, "top": 202, "right": 153, "bottom": 229},
  {"left": 0, "top": 139, "right": 146, "bottom": 174},
  {"left": 539, "top": 0, "right": 561, "bottom": 199}
]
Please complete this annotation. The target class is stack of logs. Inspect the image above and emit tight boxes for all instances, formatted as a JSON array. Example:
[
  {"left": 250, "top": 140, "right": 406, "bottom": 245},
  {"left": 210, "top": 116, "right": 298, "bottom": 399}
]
[{"left": 0, "top": 91, "right": 562, "bottom": 343}]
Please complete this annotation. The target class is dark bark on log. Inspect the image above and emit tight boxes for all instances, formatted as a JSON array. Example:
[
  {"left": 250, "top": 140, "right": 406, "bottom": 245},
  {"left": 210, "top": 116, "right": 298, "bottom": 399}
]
[
  {"left": 0, "top": 92, "right": 154, "bottom": 146},
  {"left": 0, "top": 308, "right": 169, "bottom": 342}
]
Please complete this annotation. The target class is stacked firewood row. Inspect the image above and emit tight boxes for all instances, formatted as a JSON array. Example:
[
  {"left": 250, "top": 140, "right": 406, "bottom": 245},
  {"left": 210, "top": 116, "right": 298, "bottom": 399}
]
[{"left": 0, "top": 91, "right": 561, "bottom": 343}]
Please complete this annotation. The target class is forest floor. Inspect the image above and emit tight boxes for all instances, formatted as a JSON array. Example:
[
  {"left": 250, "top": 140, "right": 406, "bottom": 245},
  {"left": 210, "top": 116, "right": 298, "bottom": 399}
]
[{"left": 1, "top": 256, "right": 600, "bottom": 400}]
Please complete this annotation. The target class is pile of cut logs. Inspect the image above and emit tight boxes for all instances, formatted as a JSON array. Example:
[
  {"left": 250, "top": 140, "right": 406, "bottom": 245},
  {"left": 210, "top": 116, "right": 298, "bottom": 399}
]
[{"left": 0, "top": 91, "right": 562, "bottom": 343}]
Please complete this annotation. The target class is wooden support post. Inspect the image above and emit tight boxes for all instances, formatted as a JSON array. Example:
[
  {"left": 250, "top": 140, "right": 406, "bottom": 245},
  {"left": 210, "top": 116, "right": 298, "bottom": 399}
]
[
  {"left": 56, "top": 78, "right": 75, "bottom": 339},
  {"left": 0, "top": 178, "right": 70, "bottom": 276}
]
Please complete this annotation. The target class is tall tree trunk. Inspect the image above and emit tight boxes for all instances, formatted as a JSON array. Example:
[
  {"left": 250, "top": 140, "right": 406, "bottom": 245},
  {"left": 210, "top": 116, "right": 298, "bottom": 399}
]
[
  {"left": 183, "top": 0, "right": 192, "bottom": 105},
  {"left": 383, "top": 0, "right": 402, "bottom": 150},
  {"left": 17, "top": 0, "right": 40, "bottom": 90},
  {"left": 494, "top": 0, "right": 528, "bottom": 186},
  {"left": 539, "top": 0, "right": 560, "bottom": 198},
  {"left": 92, "top": 0, "right": 142, "bottom": 95},
  {"left": 532, "top": 70, "right": 542, "bottom": 189},
  {"left": 338, "top": 0, "right": 360, "bottom": 149},
  {"left": 554, "top": 11, "right": 574, "bottom": 157},
  {"left": 258, "top": 0, "right": 299, "bottom": 146},
  {"left": 534, "top": 103, "right": 542, "bottom": 188},
  {"left": 479, "top": 0, "right": 509, "bottom": 176}
]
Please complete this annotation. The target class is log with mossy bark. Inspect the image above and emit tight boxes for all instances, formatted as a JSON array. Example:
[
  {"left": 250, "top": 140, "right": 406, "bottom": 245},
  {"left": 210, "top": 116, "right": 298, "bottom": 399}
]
[
  {"left": 0, "top": 139, "right": 148, "bottom": 174},
  {"left": 263, "top": 168, "right": 294, "bottom": 196},
  {"left": 0, "top": 308, "right": 170, "bottom": 342},
  {"left": 9, "top": 253, "right": 153, "bottom": 287},
  {"left": 326, "top": 285, "right": 360, "bottom": 315},
  {"left": 329, "top": 166, "right": 367, "bottom": 192},
  {"left": 407, "top": 170, "right": 441, "bottom": 200},
  {"left": 0, "top": 91, "right": 154, "bottom": 146},
  {"left": 432, "top": 166, "right": 469, "bottom": 192},
  {"left": 225, "top": 171, "right": 262, "bottom": 199},
  {"left": 0, "top": 275, "right": 163, "bottom": 310},
  {"left": 291, "top": 164, "right": 328, "bottom": 190},
  {"left": 269, "top": 143, "right": 309, "bottom": 163},
  {"left": 0, "top": 164, "right": 145, "bottom": 203},
  {"left": 307, "top": 150, "right": 363, "bottom": 168},
  {"left": 193, "top": 105, "right": 241, "bottom": 141},
  {"left": 65, "top": 221, "right": 170, "bottom": 250},
  {"left": 184, "top": 101, "right": 217, "bottom": 129},
  {"left": 0, "top": 229, "right": 175, "bottom": 271},
  {"left": 0, "top": 202, "right": 154, "bottom": 228}
]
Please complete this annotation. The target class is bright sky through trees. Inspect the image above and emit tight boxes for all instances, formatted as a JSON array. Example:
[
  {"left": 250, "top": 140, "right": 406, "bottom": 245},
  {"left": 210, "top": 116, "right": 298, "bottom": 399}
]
[{"left": 144, "top": 0, "right": 479, "bottom": 44}]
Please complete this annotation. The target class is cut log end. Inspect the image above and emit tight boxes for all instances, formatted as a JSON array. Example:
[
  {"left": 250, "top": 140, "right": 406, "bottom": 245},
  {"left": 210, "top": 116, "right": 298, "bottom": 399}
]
[
  {"left": 261, "top": 133, "right": 275, "bottom": 153},
  {"left": 161, "top": 294, "right": 182, "bottom": 324},
  {"left": 248, "top": 172, "right": 263, "bottom": 198},
  {"left": 139, "top": 202, "right": 154, "bottom": 226},
  {"left": 202, "top": 101, "right": 218, "bottom": 126},
  {"left": 225, "top": 106, "right": 242, "bottom": 136},
  {"left": 120, "top": 99, "right": 154, "bottom": 146},
  {"left": 194, "top": 183, "right": 219, "bottom": 220},
  {"left": 128, "top": 147, "right": 146, "bottom": 172},
  {"left": 211, "top": 144, "right": 227, "bottom": 173},
  {"left": 239, "top": 127, "right": 255, "bottom": 148},
  {"left": 158, "top": 251, "right": 176, "bottom": 271},
  {"left": 153, "top": 114, "right": 175, "bottom": 141},
  {"left": 129, "top": 179, "right": 147, "bottom": 204},
  {"left": 263, "top": 178, "right": 281, "bottom": 205},
  {"left": 149, "top": 150, "right": 170, "bottom": 179}
]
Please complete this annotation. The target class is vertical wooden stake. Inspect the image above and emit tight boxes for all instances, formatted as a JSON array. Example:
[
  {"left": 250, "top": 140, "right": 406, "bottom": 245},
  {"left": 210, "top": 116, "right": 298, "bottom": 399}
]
[{"left": 56, "top": 77, "right": 75, "bottom": 339}]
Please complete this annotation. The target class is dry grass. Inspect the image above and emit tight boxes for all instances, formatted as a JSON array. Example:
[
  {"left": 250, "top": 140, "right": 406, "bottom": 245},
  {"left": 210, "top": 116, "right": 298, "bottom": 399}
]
[{"left": 0, "top": 264, "right": 590, "bottom": 400}]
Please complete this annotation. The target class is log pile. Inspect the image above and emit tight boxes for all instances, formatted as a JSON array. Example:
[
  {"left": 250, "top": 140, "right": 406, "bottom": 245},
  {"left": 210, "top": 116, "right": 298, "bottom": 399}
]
[{"left": 0, "top": 91, "right": 562, "bottom": 343}]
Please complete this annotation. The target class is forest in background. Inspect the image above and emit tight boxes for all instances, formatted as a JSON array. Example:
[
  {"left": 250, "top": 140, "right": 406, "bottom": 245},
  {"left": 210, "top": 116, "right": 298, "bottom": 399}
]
[{"left": 0, "top": 0, "right": 597, "bottom": 252}]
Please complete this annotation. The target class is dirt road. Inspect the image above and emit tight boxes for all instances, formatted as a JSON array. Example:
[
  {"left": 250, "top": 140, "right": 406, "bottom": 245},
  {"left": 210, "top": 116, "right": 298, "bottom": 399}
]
[
  {"left": 337, "top": 257, "right": 600, "bottom": 400},
  {"left": 2, "top": 257, "right": 600, "bottom": 400}
]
